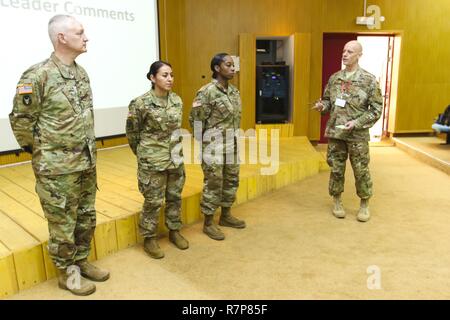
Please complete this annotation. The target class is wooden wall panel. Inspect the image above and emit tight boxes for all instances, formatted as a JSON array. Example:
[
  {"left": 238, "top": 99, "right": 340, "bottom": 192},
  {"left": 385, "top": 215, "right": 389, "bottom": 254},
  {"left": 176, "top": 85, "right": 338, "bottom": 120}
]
[
  {"left": 159, "top": 0, "right": 450, "bottom": 136},
  {"left": 292, "top": 33, "right": 312, "bottom": 136},
  {"left": 158, "top": 0, "right": 186, "bottom": 128},
  {"left": 308, "top": 0, "right": 325, "bottom": 140},
  {"left": 239, "top": 33, "right": 256, "bottom": 131},
  {"left": 159, "top": 0, "right": 313, "bottom": 133}
]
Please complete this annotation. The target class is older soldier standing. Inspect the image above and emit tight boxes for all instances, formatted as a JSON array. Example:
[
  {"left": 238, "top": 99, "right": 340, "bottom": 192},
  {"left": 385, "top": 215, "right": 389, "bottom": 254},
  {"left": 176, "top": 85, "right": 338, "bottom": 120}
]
[
  {"left": 9, "top": 15, "right": 109, "bottom": 296},
  {"left": 313, "top": 40, "right": 382, "bottom": 222},
  {"left": 189, "top": 53, "right": 246, "bottom": 241},
  {"left": 126, "top": 61, "right": 189, "bottom": 259}
]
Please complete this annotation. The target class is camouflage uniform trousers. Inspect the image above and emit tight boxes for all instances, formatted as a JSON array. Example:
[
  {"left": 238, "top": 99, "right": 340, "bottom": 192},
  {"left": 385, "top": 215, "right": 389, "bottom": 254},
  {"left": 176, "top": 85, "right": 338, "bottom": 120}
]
[
  {"left": 35, "top": 168, "right": 97, "bottom": 270},
  {"left": 200, "top": 152, "right": 240, "bottom": 216},
  {"left": 138, "top": 165, "right": 185, "bottom": 238},
  {"left": 327, "top": 138, "right": 372, "bottom": 199}
]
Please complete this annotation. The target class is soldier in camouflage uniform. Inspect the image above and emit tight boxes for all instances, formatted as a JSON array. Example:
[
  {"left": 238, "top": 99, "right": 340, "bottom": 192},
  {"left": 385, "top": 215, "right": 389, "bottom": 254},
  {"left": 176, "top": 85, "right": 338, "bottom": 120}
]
[
  {"left": 126, "top": 61, "right": 188, "bottom": 259},
  {"left": 313, "top": 41, "right": 382, "bottom": 222},
  {"left": 189, "top": 53, "right": 246, "bottom": 241},
  {"left": 9, "top": 15, "right": 109, "bottom": 296}
]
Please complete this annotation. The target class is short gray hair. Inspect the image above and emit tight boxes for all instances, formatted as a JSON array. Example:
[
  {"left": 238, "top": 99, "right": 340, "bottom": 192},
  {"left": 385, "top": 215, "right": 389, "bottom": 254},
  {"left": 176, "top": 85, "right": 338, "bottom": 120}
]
[{"left": 48, "top": 15, "right": 75, "bottom": 46}]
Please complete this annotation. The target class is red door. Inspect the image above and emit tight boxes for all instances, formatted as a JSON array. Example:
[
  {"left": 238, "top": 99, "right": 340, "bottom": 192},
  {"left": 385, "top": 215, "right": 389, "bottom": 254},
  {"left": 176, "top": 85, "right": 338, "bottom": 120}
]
[{"left": 320, "top": 33, "right": 357, "bottom": 143}]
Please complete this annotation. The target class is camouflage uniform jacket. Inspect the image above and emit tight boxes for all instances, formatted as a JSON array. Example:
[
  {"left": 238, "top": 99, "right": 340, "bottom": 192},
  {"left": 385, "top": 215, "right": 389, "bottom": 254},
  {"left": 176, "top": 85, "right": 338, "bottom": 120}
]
[
  {"left": 126, "top": 90, "right": 183, "bottom": 171},
  {"left": 321, "top": 66, "right": 383, "bottom": 142},
  {"left": 9, "top": 53, "right": 96, "bottom": 175},
  {"left": 189, "top": 79, "right": 241, "bottom": 152}
]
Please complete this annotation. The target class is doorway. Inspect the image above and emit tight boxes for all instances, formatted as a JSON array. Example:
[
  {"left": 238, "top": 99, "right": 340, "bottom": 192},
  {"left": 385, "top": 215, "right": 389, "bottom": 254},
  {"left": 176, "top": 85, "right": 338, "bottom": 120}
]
[
  {"left": 320, "top": 33, "right": 397, "bottom": 143},
  {"left": 255, "top": 36, "right": 294, "bottom": 124}
]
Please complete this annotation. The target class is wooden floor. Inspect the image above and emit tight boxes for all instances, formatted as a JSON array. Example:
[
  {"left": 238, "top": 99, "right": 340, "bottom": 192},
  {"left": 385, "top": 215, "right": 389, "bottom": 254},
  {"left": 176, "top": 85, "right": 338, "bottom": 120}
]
[{"left": 0, "top": 136, "right": 327, "bottom": 298}]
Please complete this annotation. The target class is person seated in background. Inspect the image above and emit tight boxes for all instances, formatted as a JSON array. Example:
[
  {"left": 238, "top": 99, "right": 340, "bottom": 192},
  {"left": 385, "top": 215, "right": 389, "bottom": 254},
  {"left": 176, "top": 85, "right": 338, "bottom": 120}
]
[{"left": 432, "top": 104, "right": 450, "bottom": 144}]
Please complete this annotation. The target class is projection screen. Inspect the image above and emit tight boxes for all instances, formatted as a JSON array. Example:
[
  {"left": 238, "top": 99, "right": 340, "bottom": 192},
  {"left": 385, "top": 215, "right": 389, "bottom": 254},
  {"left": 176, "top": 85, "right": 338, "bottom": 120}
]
[{"left": 0, "top": 0, "right": 159, "bottom": 152}]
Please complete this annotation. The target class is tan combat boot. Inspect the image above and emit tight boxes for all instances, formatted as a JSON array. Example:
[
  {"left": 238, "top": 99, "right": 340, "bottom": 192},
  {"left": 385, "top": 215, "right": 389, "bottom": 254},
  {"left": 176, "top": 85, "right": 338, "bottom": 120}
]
[
  {"left": 76, "top": 259, "right": 110, "bottom": 282},
  {"left": 357, "top": 199, "right": 370, "bottom": 222},
  {"left": 203, "top": 214, "right": 225, "bottom": 240},
  {"left": 144, "top": 237, "right": 165, "bottom": 259},
  {"left": 169, "top": 230, "right": 189, "bottom": 250},
  {"left": 332, "top": 195, "right": 346, "bottom": 218},
  {"left": 219, "top": 207, "right": 246, "bottom": 228},
  {"left": 57, "top": 267, "right": 96, "bottom": 296}
]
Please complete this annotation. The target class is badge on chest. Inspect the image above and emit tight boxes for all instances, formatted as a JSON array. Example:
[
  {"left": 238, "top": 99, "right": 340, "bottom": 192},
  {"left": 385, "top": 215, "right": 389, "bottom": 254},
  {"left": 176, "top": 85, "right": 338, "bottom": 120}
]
[{"left": 335, "top": 97, "right": 346, "bottom": 108}]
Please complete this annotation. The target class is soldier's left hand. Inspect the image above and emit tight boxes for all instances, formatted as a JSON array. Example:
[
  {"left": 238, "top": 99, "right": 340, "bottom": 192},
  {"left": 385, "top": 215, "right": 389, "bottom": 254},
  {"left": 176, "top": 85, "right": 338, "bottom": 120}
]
[{"left": 344, "top": 120, "right": 356, "bottom": 130}]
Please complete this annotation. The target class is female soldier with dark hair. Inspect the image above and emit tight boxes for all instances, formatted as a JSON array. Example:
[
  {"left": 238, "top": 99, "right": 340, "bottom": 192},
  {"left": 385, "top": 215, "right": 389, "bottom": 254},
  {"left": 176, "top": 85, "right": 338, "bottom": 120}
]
[
  {"left": 126, "top": 61, "right": 188, "bottom": 258},
  {"left": 189, "top": 53, "right": 246, "bottom": 241}
]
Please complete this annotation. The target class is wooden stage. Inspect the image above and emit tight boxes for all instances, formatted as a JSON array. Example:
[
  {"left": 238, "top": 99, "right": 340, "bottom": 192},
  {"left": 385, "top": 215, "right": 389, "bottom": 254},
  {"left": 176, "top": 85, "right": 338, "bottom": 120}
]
[{"left": 0, "top": 136, "right": 327, "bottom": 298}]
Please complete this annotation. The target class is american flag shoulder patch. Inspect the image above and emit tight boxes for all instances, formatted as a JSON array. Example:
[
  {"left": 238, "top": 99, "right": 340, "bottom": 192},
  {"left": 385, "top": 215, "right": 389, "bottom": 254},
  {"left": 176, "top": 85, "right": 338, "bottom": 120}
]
[{"left": 17, "top": 83, "right": 33, "bottom": 95}]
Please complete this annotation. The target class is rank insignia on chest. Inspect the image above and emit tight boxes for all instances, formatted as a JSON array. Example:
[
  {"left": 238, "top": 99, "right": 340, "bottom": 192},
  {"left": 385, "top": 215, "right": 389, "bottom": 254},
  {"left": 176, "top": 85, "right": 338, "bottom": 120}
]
[
  {"left": 17, "top": 83, "right": 33, "bottom": 95},
  {"left": 23, "top": 95, "right": 32, "bottom": 106}
]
